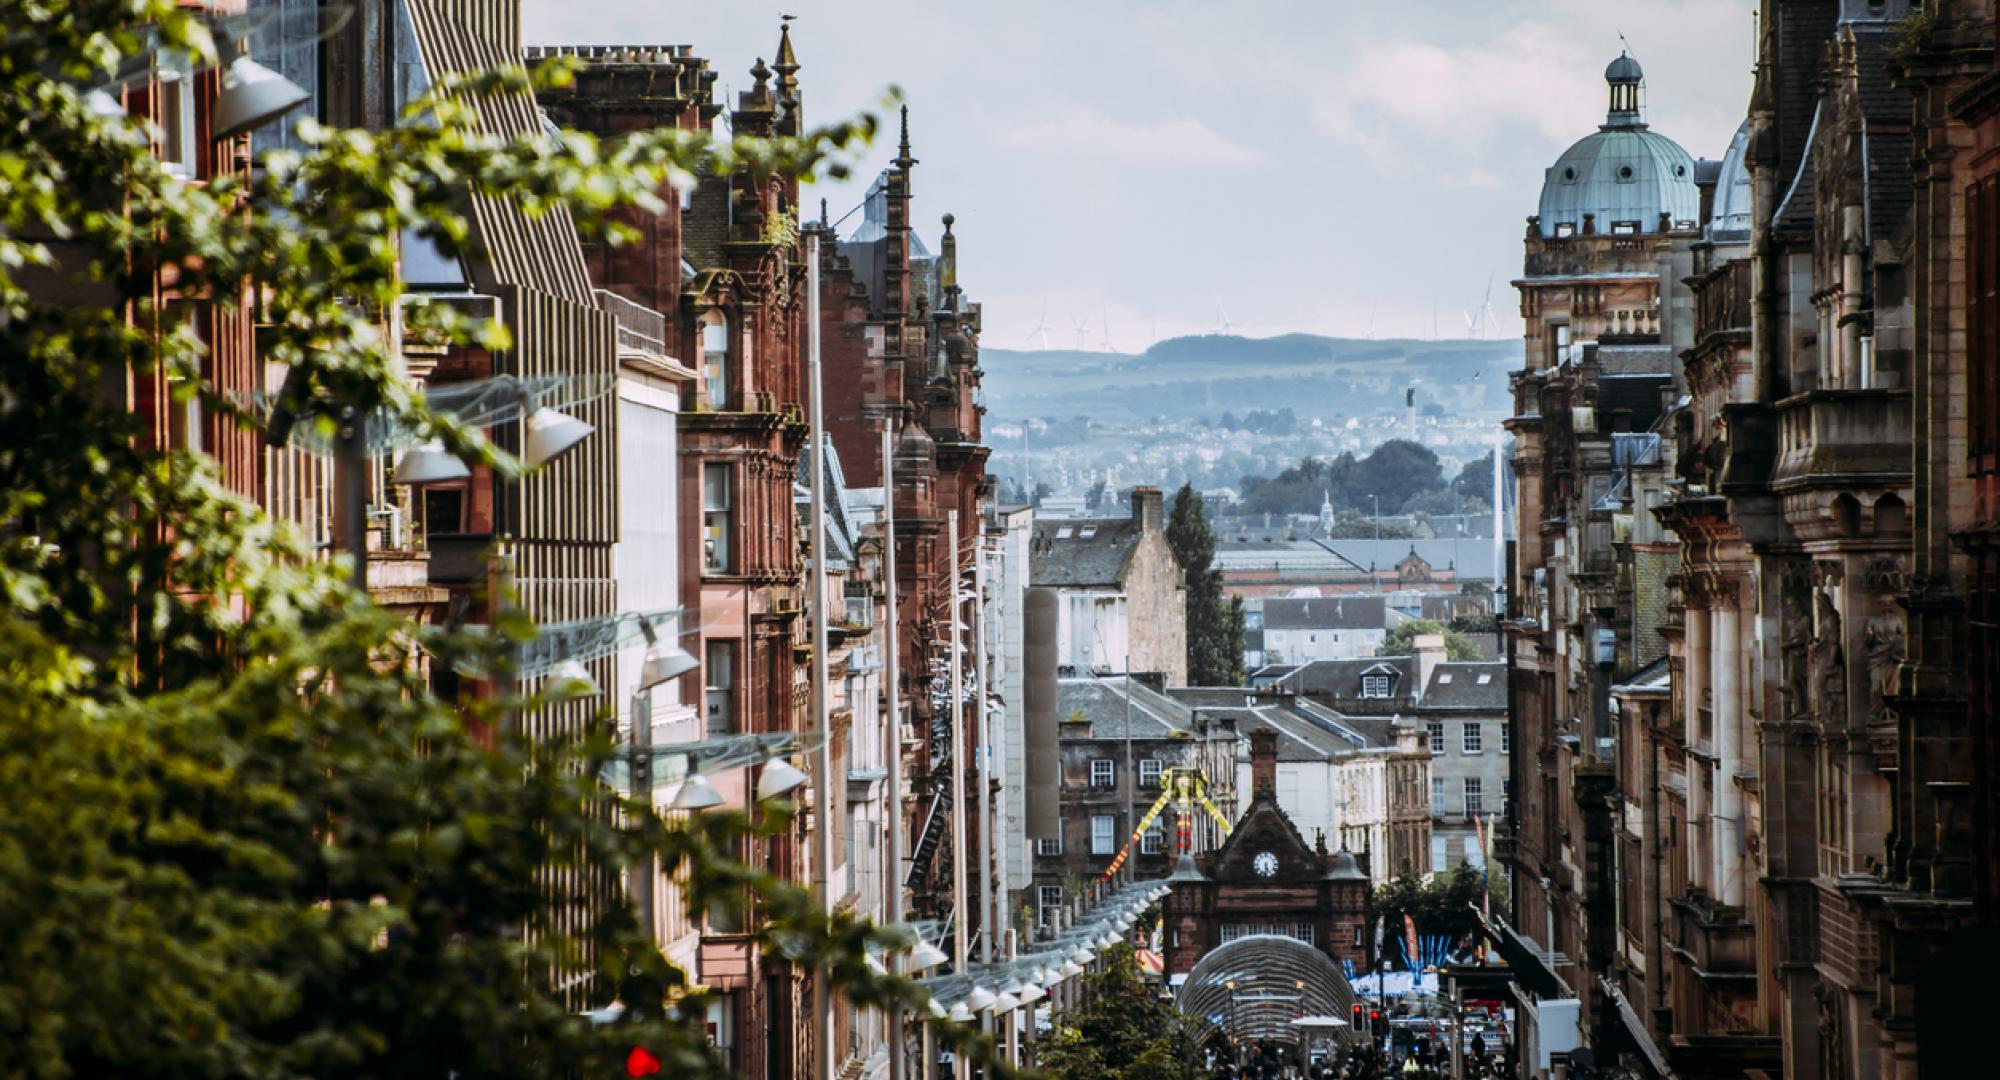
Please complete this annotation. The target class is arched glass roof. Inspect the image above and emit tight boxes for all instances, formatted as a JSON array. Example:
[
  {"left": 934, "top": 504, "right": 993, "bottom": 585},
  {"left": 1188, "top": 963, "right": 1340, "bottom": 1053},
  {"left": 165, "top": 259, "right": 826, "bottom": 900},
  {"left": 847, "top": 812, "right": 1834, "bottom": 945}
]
[{"left": 1175, "top": 935, "right": 1359, "bottom": 1048}]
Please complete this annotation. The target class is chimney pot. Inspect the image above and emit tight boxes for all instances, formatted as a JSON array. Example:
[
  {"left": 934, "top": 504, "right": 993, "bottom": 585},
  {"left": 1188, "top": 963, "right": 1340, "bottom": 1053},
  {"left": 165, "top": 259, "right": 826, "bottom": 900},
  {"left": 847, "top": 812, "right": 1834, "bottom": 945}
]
[
  {"left": 1250, "top": 727, "right": 1279, "bottom": 799},
  {"left": 1132, "top": 485, "right": 1164, "bottom": 531}
]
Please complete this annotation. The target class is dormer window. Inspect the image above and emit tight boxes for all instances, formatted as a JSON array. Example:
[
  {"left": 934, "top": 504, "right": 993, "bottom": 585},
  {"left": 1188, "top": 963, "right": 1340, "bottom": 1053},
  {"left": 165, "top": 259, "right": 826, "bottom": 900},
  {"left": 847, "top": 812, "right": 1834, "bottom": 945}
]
[
  {"left": 1554, "top": 222, "right": 1576, "bottom": 239},
  {"left": 1361, "top": 674, "right": 1392, "bottom": 698},
  {"left": 1610, "top": 220, "right": 1640, "bottom": 235}
]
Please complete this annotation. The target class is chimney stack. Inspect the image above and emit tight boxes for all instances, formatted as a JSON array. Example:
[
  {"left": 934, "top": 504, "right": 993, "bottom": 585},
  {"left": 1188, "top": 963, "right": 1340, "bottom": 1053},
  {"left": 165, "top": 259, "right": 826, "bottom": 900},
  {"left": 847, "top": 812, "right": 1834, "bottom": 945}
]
[
  {"left": 1414, "top": 633, "right": 1447, "bottom": 699},
  {"left": 1250, "top": 727, "right": 1279, "bottom": 799},
  {"left": 1131, "top": 485, "right": 1164, "bottom": 532}
]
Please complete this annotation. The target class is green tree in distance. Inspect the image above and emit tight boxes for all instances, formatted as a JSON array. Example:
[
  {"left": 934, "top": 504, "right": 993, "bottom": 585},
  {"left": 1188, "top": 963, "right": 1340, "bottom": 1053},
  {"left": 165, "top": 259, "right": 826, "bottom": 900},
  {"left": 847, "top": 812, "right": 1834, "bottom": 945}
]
[
  {"left": 0, "top": 3, "right": 1017, "bottom": 1076},
  {"left": 1381, "top": 619, "right": 1481, "bottom": 661},
  {"left": 1237, "top": 439, "right": 1445, "bottom": 518},
  {"left": 1167, "top": 484, "right": 1244, "bottom": 686},
  {"left": 1370, "top": 862, "right": 1487, "bottom": 959},
  {"left": 1037, "top": 945, "right": 1199, "bottom": 1080},
  {"left": 1452, "top": 453, "right": 1495, "bottom": 503}
]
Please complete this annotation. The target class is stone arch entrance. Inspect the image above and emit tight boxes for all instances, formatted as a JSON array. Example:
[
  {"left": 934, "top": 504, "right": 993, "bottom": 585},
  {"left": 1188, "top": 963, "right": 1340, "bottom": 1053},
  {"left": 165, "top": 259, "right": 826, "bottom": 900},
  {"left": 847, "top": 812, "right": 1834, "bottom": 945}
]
[{"left": 1175, "top": 933, "right": 1359, "bottom": 1051}]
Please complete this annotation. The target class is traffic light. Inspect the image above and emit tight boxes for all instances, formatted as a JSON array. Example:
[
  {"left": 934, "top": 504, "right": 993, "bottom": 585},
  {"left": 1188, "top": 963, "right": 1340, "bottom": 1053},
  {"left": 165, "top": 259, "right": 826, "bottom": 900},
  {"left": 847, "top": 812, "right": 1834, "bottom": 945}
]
[
  {"left": 1352, "top": 1002, "right": 1364, "bottom": 1031},
  {"left": 625, "top": 1045, "right": 663, "bottom": 1077},
  {"left": 1369, "top": 1008, "right": 1382, "bottom": 1038}
]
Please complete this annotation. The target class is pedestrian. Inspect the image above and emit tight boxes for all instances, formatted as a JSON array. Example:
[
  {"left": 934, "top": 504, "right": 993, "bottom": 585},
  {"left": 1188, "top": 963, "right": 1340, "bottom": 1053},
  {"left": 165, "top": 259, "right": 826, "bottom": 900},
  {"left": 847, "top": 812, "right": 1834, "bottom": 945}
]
[{"left": 1471, "top": 1032, "right": 1486, "bottom": 1060}]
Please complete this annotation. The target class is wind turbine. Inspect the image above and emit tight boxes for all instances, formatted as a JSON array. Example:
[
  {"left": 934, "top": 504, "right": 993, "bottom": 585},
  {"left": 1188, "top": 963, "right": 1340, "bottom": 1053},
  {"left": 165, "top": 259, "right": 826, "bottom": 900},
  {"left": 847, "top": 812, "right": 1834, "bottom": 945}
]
[
  {"left": 1473, "top": 274, "right": 1499, "bottom": 339},
  {"left": 1099, "top": 307, "right": 1118, "bottom": 353},
  {"left": 1213, "top": 298, "right": 1235, "bottom": 337},
  {"left": 1025, "top": 301, "right": 1051, "bottom": 351},
  {"left": 1069, "top": 314, "right": 1092, "bottom": 351}
]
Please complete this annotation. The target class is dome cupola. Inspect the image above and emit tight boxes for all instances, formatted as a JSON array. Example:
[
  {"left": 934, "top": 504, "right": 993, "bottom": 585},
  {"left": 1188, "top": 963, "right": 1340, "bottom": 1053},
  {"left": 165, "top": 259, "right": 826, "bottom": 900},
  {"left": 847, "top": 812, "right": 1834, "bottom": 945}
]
[
  {"left": 1534, "top": 50, "right": 1699, "bottom": 239},
  {"left": 1604, "top": 52, "right": 1645, "bottom": 127}
]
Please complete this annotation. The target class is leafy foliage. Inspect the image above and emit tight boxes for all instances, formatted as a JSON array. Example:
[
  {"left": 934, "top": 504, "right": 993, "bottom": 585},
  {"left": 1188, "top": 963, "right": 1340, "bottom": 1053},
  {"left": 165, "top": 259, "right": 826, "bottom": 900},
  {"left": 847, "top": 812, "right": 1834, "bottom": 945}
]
[
  {"left": 1037, "top": 945, "right": 1198, "bottom": 1080},
  {"left": 0, "top": 3, "right": 1014, "bottom": 1076},
  {"left": 1451, "top": 454, "right": 1495, "bottom": 503},
  {"left": 1237, "top": 440, "right": 1446, "bottom": 518},
  {"left": 1381, "top": 619, "right": 1481, "bottom": 661},
  {"left": 1167, "top": 484, "right": 1243, "bottom": 686},
  {"left": 1370, "top": 862, "right": 1487, "bottom": 953}
]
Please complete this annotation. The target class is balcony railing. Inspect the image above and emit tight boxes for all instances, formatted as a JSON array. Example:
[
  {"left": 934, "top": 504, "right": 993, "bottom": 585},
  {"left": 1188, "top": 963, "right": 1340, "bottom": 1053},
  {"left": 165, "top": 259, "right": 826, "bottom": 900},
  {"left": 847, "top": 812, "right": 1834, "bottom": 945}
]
[
  {"left": 594, "top": 289, "right": 670, "bottom": 360},
  {"left": 1692, "top": 259, "right": 1751, "bottom": 341},
  {"left": 1771, "top": 388, "right": 1912, "bottom": 490}
]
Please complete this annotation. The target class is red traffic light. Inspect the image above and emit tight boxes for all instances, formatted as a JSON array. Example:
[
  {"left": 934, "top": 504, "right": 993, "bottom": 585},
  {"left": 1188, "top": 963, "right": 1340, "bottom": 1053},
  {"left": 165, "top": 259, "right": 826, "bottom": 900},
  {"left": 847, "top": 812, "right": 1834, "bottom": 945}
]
[
  {"left": 1369, "top": 1009, "right": 1381, "bottom": 1021},
  {"left": 626, "top": 1046, "right": 663, "bottom": 1077}
]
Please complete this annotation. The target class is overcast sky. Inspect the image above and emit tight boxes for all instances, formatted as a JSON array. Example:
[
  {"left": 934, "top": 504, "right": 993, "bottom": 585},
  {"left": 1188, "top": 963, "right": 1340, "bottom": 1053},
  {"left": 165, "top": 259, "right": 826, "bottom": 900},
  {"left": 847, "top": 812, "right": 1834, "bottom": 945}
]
[{"left": 524, "top": 0, "right": 1754, "bottom": 350}]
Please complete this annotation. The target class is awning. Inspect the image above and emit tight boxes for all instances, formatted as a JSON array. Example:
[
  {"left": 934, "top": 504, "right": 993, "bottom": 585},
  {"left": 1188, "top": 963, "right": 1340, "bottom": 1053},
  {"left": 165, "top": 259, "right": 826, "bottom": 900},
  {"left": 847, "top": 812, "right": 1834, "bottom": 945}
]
[
  {"left": 1600, "top": 977, "right": 1676, "bottom": 1079},
  {"left": 1476, "top": 913, "right": 1567, "bottom": 1001}
]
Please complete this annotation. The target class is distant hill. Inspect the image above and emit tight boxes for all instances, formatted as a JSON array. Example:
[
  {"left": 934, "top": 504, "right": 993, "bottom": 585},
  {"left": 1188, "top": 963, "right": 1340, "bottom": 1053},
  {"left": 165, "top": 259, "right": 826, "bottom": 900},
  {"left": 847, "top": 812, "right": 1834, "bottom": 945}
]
[{"left": 982, "top": 333, "right": 1517, "bottom": 425}]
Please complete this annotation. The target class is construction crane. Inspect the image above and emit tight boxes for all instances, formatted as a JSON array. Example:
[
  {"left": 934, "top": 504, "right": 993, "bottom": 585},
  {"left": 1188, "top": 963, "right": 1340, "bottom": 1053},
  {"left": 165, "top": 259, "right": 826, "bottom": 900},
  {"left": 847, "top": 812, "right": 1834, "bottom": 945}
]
[{"left": 1098, "top": 765, "right": 1234, "bottom": 882}]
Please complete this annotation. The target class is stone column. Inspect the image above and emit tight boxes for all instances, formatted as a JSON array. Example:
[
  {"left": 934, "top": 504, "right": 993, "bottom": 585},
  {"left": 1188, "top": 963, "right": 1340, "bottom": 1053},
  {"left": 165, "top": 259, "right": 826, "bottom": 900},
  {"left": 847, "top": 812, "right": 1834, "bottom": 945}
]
[
  {"left": 1684, "top": 605, "right": 1711, "bottom": 893},
  {"left": 1713, "top": 601, "right": 1744, "bottom": 908}
]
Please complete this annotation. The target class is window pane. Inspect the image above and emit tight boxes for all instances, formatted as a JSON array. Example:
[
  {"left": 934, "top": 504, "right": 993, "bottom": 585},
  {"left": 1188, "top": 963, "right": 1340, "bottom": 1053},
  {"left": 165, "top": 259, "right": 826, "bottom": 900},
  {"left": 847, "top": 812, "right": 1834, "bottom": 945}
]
[
  {"left": 702, "top": 315, "right": 729, "bottom": 409},
  {"left": 703, "top": 464, "right": 732, "bottom": 573},
  {"left": 1090, "top": 815, "right": 1115, "bottom": 855},
  {"left": 705, "top": 641, "right": 735, "bottom": 736}
]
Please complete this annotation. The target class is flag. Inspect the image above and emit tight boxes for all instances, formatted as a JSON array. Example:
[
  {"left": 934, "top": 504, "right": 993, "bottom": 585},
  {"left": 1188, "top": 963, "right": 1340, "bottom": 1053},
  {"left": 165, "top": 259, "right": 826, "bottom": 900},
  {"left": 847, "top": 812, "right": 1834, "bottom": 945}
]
[
  {"left": 1472, "top": 813, "right": 1491, "bottom": 919},
  {"left": 1403, "top": 914, "right": 1420, "bottom": 973}
]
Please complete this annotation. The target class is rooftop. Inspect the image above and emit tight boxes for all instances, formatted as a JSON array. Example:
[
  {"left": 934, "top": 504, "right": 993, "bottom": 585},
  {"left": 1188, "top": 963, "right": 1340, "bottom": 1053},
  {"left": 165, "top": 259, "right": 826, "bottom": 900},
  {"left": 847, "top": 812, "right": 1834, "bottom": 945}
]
[
  {"left": 1030, "top": 516, "right": 1145, "bottom": 587},
  {"left": 1058, "top": 676, "right": 1207, "bottom": 740},
  {"left": 1417, "top": 661, "right": 1507, "bottom": 711},
  {"left": 1261, "top": 595, "right": 1389, "bottom": 631}
]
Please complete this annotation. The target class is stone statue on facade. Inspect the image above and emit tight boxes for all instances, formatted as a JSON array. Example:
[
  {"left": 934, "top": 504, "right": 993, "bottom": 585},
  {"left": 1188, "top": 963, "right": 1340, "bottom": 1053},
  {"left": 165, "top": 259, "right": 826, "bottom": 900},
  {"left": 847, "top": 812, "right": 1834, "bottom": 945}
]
[
  {"left": 1812, "top": 589, "right": 1847, "bottom": 728},
  {"left": 1863, "top": 616, "right": 1904, "bottom": 727},
  {"left": 1782, "top": 588, "right": 1812, "bottom": 723}
]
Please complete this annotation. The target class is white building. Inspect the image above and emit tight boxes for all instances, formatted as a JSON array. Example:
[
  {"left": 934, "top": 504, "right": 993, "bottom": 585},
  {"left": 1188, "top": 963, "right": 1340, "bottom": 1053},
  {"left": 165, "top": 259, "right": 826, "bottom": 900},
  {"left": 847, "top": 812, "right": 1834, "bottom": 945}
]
[
  {"left": 1253, "top": 595, "right": 1391, "bottom": 666},
  {"left": 607, "top": 299, "right": 703, "bottom": 971},
  {"left": 1028, "top": 488, "right": 1187, "bottom": 685}
]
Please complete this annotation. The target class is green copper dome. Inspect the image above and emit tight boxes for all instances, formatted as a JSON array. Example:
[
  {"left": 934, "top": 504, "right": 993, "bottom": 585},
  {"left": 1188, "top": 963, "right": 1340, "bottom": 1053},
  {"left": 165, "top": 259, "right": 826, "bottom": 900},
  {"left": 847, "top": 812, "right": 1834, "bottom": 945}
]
[{"left": 1537, "top": 54, "right": 1699, "bottom": 239}]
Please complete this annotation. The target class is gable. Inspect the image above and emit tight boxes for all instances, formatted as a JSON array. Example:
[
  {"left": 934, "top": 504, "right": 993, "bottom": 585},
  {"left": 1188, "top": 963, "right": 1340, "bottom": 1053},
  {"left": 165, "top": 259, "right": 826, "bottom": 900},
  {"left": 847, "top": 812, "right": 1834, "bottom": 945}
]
[{"left": 1208, "top": 800, "right": 1321, "bottom": 885}]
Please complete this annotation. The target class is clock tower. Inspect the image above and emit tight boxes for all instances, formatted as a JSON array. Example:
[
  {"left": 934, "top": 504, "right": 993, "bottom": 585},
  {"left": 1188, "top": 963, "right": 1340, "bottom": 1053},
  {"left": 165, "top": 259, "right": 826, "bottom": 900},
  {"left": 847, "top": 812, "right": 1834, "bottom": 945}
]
[{"left": 1163, "top": 728, "right": 1372, "bottom": 980}]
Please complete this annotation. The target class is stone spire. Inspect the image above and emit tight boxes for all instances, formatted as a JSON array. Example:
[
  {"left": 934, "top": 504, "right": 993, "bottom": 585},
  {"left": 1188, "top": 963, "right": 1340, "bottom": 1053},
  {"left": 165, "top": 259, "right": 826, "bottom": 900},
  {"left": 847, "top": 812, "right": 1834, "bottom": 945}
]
[
  {"left": 939, "top": 212, "right": 958, "bottom": 299},
  {"left": 773, "top": 20, "right": 800, "bottom": 105},
  {"left": 894, "top": 104, "right": 917, "bottom": 172}
]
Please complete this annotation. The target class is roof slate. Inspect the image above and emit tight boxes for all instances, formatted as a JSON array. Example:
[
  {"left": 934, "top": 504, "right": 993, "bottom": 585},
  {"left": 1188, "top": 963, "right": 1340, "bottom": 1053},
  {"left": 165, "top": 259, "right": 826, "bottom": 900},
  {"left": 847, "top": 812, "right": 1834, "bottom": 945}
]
[
  {"left": 1030, "top": 517, "right": 1143, "bottom": 587},
  {"left": 1261, "top": 595, "right": 1389, "bottom": 631},
  {"left": 1057, "top": 676, "right": 1197, "bottom": 740},
  {"left": 1418, "top": 661, "right": 1507, "bottom": 711}
]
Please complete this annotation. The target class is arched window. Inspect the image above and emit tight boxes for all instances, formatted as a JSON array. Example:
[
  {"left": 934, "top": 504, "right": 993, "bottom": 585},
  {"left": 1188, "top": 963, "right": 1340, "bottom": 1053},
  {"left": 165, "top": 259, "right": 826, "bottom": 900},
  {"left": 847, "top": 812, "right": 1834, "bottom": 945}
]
[{"left": 700, "top": 310, "right": 730, "bottom": 410}]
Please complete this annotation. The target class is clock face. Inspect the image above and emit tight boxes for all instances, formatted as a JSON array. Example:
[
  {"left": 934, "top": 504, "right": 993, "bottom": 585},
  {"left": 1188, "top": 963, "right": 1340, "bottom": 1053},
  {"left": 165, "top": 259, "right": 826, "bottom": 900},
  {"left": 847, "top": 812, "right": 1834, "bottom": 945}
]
[{"left": 1253, "top": 851, "right": 1279, "bottom": 878}]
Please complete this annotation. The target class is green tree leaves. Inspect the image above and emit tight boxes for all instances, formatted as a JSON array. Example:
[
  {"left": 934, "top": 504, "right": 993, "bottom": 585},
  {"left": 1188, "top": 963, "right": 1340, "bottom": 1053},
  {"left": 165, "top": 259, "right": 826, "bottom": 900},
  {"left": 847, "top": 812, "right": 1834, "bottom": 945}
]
[
  {"left": 1037, "top": 945, "right": 1198, "bottom": 1080},
  {"left": 1167, "top": 484, "right": 1244, "bottom": 687},
  {"left": 0, "top": 3, "right": 1011, "bottom": 1077},
  {"left": 1381, "top": 619, "right": 1481, "bottom": 661},
  {"left": 1369, "top": 862, "right": 1487, "bottom": 954}
]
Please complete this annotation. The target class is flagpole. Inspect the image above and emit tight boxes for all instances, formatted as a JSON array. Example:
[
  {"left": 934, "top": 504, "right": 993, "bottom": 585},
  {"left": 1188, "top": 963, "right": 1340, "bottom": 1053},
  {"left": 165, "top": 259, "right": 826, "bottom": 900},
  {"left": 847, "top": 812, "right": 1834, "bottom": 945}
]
[
  {"left": 947, "top": 509, "right": 970, "bottom": 1080},
  {"left": 807, "top": 233, "right": 836, "bottom": 1080},
  {"left": 883, "top": 422, "right": 906, "bottom": 1080}
]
